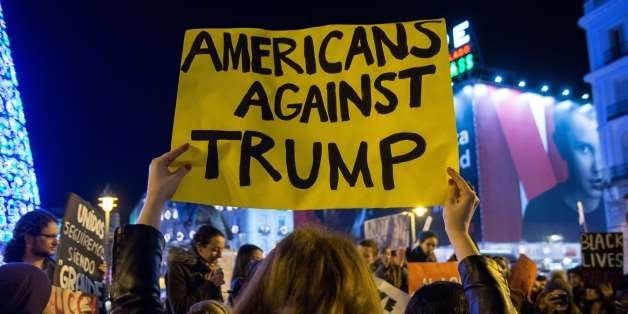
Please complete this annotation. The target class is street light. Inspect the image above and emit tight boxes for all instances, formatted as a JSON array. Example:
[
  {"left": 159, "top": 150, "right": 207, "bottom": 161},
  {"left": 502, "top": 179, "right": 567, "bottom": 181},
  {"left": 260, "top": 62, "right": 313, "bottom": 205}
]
[
  {"left": 98, "top": 193, "right": 117, "bottom": 302},
  {"left": 412, "top": 207, "right": 428, "bottom": 217},
  {"left": 409, "top": 207, "right": 429, "bottom": 245},
  {"left": 98, "top": 195, "right": 118, "bottom": 213}
]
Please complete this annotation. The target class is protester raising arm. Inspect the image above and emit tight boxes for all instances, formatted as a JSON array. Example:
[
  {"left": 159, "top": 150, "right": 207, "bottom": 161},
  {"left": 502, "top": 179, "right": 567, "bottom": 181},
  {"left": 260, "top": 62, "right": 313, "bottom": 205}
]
[
  {"left": 111, "top": 144, "right": 191, "bottom": 314},
  {"left": 443, "top": 167, "right": 517, "bottom": 314},
  {"left": 138, "top": 143, "right": 191, "bottom": 229}
]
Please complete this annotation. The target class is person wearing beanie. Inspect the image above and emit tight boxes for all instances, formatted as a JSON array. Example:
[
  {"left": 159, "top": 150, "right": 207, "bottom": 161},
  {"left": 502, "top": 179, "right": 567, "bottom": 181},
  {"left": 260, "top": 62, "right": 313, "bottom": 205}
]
[
  {"left": 0, "top": 263, "right": 52, "bottom": 314},
  {"left": 406, "top": 231, "right": 438, "bottom": 263}
]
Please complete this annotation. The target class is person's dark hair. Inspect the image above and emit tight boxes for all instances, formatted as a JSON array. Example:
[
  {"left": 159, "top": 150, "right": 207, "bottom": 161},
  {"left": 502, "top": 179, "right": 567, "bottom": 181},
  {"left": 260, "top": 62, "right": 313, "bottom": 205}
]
[
  {"left": 192, "top": 225, "right": 225, "bottom": 248},
  {"left": 537, "top": 275, "right": 547, "bottom": 281},
  {"left": 405, "top": 281, "right": 469, "bottom": 314},
  {"left": 0, "top": 263, "right": 52, "bottom": 313},
  {"left": 418, "top": 231, "right": 437, "bottom": 243},
  {"left": 233, "top": 244, "right": 262, "bottom": 279},
  {"left": 567, "top": 266, "right": 584, "bottom": 277},
  {"left": 3, "top": 209, "right": 57, "bottom": 262},
  {"left": 358, "top": 239, "right": 379, "bottom": 256}
]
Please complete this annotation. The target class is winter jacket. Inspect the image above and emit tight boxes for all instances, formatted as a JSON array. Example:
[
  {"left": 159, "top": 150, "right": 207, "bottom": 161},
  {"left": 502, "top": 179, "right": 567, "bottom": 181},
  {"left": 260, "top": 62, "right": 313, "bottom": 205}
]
[
  {"left": 165, "top": 246, "right": 224, "bottom": 314},
  {"left": 459, "top": 255, "right": 518, "bottom": 314}
]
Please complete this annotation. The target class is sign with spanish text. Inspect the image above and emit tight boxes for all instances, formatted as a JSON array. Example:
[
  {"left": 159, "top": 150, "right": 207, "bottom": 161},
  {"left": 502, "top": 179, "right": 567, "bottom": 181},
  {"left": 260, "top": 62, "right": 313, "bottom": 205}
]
[
  {"left": 172, "top": 19, "right": 457, "bottom": 209},
  {"left": 53, "top": 194, "right": 105, "bottom": 300},
  {"left": 43, "top": 286, "right": 99, "bottom": 314}
]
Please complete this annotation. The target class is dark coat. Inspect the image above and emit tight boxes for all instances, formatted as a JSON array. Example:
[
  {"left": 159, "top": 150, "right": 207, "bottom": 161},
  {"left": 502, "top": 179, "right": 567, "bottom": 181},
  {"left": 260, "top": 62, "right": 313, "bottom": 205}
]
[
  {"left": 458, "top": 255, "right": 518, "bottom": 313},
  {"left": 111, "top": 224, "right": 166, "bottom": 314},
  {"left": 165, "top": 247, "right": 223, "bottom": 314},
  {"left": 406, "top": 246, "right": 437, "bottom": 263}
]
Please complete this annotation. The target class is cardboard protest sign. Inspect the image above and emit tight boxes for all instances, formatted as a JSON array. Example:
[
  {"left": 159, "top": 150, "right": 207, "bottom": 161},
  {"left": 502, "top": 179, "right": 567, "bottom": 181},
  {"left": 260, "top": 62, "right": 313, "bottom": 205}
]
[
  {"left": 580, "top": 232, "right": 624, "bottom": 287},
  {"left": 53, "top": 194, "right": 105, "bottom": 299},
  {"left": 171, "top": 19, "right": 458, "bottom": 209},
  {"left": 407, "top": 262, "right": 460, "bottom": 294},
  {"left": 364, "top": 213, "right": 410, "bottom": 250},
  {"left": 374, "top": 277, "right": 409, "bottom": 314},
  {"left": 44, "top": 286, "right": 99, "bottom": 314}
]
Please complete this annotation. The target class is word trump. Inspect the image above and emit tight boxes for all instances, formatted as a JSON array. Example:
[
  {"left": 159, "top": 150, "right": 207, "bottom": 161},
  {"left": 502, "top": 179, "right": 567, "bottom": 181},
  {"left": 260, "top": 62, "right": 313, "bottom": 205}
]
[{"left": 193, "top": 130, "right": 425, "bottom": 190}]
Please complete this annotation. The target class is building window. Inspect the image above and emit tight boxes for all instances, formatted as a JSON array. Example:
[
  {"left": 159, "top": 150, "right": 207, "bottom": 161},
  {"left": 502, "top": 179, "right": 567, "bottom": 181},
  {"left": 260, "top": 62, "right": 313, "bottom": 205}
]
[{"left": 604, "top": 26, "right": 626, "bottom": 64}]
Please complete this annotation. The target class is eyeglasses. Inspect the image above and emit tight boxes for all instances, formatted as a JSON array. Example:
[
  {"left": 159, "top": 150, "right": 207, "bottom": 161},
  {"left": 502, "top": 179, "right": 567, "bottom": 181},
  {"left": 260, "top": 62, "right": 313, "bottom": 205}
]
[{"left": 38, "top": 233, "right": 59, "bottom": 240}]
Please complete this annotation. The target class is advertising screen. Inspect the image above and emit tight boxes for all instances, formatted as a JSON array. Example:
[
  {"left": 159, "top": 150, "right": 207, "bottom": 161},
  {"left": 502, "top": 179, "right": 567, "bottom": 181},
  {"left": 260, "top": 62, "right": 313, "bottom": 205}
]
[{"left": 455, "top": 83, "right": 613, "bottom": 242}]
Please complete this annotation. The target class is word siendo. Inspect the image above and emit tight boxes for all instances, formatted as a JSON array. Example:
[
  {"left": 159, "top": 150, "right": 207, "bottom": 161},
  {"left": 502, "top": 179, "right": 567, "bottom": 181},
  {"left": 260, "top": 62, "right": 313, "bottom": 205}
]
[{"left": 192, "top": 130, "right": 426, "bottom": 190}]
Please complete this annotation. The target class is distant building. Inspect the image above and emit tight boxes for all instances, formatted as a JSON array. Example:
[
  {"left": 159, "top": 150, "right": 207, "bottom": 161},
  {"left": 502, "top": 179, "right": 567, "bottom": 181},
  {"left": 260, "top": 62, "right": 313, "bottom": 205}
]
[{"left": 579, "top": 0, "right": 628, "bottom": 230}]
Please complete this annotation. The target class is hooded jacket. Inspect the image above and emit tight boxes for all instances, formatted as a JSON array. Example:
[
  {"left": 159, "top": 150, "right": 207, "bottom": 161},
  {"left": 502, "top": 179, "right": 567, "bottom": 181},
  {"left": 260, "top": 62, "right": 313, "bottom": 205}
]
[{"left": 165, "top": 246, "right": 224, "bottom": 314}]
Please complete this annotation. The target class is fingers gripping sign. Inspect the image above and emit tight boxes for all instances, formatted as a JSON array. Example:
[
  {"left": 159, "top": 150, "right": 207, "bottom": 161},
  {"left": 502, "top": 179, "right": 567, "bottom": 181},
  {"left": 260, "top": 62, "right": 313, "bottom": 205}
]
[
  {"left": 147, "top": 143, "right": 193, "bottom": 205},
  {"left": 139, "top": 143, "right": 193, "bottom": 229}
]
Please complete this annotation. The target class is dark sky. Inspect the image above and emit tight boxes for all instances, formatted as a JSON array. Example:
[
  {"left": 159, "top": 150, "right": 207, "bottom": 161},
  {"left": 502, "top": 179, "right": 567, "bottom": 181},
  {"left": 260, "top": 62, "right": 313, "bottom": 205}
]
[{"left": 2, "top": 0, "right": 589, "bottom": 220}]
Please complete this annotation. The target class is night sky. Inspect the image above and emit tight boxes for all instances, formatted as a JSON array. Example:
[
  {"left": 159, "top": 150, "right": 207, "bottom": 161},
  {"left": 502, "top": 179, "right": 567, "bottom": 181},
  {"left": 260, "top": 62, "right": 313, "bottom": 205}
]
[{"left": 2, "top": 0, "right": 589, "bottom": 221}]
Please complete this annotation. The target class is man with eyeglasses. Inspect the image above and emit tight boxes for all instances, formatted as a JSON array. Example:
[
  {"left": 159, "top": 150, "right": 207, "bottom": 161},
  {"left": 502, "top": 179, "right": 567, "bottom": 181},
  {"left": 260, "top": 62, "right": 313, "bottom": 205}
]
[{"left": 3, "top": 209, "right": 59, "bottom": 280}]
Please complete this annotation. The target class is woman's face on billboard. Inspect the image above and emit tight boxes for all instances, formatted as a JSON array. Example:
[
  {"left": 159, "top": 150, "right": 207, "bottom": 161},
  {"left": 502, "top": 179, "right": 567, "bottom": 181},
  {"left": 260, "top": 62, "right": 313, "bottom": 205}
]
[{"left": 563, "top": 109, "right": 604, "bottom": 200}]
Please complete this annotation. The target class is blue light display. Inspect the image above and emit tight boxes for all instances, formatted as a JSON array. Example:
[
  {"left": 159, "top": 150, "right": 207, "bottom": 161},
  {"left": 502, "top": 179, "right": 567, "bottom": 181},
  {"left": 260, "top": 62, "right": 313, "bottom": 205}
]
[{"left": 0, "top": 4, "right": 40, "bottom": 244}]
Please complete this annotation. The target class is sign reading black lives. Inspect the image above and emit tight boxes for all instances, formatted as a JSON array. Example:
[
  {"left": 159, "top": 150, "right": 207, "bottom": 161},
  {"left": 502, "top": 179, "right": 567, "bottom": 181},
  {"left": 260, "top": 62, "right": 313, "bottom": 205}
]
[
  {"left": 53, "top": 193, "right": 105, "bottom": 298},
  {"left": 580, "top": 232, "right": 624, "bottom": 288}
]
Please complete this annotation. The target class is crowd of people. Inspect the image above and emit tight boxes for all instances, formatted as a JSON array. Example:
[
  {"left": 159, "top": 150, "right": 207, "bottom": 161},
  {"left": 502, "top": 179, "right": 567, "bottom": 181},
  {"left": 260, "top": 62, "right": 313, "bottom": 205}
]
[{"left": 0, "top": 143, "right": 626, "bottom": 313}]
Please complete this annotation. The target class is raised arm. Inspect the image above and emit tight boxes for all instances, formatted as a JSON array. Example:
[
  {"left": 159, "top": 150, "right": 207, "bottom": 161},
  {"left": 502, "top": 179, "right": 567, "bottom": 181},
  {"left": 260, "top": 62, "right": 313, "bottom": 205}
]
[{"left": 443, "top": 167, "right": 516, "bottom": 314}]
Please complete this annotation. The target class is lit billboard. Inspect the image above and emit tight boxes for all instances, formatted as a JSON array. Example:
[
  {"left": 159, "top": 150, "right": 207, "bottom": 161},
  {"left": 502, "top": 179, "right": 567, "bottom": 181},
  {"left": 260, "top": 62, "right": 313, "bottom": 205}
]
[{"left": 455, "top": 83, "right": 614, "bottom": 242}]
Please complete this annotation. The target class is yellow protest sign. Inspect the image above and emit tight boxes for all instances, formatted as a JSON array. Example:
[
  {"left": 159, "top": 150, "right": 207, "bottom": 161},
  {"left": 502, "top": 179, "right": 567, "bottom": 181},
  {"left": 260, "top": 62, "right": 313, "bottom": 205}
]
[{"left": 171, "top": 19, "right": 458, "bottom": 210}]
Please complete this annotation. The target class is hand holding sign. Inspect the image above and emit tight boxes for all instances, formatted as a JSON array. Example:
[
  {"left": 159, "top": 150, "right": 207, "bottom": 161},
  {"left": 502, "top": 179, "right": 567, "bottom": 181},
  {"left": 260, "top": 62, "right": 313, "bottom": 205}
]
[
  {"left": 443, "top": 167, "right": 479, "bottom": 260},
  {"left": 138, "top": 143, "right": 192, "bottom": 229}
]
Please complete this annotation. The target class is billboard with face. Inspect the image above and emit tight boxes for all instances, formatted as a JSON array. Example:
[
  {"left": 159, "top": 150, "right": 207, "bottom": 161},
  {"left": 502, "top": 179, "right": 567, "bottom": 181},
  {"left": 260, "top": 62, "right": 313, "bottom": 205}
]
[{"left": 455, "top": 82, "right": 614, "bottom": 242}]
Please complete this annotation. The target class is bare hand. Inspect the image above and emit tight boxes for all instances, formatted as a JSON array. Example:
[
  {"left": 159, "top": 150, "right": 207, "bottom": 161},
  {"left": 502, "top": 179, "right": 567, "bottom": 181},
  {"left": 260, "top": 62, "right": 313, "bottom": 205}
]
[
  {"left": 443, "top": 167, "right": 479, "bottom": 235},
  {"left": 145, "top": 143, "right": 191, "bottom": 206},
  {"left": 542, "top": 290, "right": 569, "bottom": 313},
  {"left": 207, "top": 268, "right": 225, "bottom": 286},
  {"left": 599, "top": 282, "right": 613, "bottom": 300},
  {"left": 98, "top": 262, "right": 107, "bottom": 273}
]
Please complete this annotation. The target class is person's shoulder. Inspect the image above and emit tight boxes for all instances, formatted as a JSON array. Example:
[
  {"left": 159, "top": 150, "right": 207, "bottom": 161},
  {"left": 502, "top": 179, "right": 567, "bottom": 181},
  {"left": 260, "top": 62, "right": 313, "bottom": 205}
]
[
  {"left": 167, "top": 246, "right": 197, "bottom": 267},
  {"left": 524, "top": 185, "right": 566, "bottom": 220}
]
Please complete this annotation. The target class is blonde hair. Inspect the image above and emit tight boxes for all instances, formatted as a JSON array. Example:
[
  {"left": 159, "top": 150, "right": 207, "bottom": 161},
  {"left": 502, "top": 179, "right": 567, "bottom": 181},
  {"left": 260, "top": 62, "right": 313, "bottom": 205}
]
[
  {"left": 187, "top": 300, "right": 231, "bottom": 314},
  {"left": 233, "top": 228, "right": 382, "bottom": 314}
]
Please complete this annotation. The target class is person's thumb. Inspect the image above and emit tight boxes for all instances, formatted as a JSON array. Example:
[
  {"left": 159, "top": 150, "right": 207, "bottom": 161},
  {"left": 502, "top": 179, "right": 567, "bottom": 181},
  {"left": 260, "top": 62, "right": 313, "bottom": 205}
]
[{"left": 173, "top": 164, "right": 192, "bottom": 181}]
